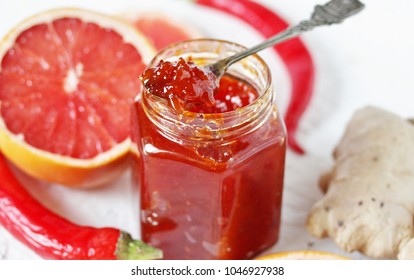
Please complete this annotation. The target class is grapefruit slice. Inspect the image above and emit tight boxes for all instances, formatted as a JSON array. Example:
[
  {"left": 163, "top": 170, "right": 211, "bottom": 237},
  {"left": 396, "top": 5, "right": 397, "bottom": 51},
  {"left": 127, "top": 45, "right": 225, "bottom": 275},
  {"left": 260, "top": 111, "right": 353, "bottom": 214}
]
[
  {"left": 0, "top": 8, "right": 156, "bottom": 187},
  {"left": 256, "top": 250, "right": 349, "bottom": 260},
  {"left": 125, "top": 12, "right": 201, "bottom": 51}
]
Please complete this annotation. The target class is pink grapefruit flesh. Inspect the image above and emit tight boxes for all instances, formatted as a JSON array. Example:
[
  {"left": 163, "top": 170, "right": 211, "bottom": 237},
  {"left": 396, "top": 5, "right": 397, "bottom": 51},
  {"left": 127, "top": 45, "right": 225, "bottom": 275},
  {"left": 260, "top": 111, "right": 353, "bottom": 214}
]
[{"left": 0, "top": 18, "right": 146, "bottom": 159}]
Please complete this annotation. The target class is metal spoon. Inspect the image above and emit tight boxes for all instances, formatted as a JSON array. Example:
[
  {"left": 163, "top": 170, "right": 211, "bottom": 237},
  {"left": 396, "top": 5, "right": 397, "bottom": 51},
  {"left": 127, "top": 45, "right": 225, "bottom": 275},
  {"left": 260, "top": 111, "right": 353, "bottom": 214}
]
[{"left": 207, "top": 0, "right": 365, "bottom": 80}]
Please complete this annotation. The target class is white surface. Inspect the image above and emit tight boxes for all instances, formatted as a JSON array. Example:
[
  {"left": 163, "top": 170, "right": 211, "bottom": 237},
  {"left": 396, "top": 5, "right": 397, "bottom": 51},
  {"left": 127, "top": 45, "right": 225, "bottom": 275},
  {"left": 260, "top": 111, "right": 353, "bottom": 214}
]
[{"left": 0, "top": 0, "right": 413, "bottom": 260}]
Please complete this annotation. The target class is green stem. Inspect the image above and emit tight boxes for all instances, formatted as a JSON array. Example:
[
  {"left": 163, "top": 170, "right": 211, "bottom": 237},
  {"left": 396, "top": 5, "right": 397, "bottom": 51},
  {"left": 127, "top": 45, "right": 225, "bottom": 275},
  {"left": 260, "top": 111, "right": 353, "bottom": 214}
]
[{"left": 116, "top": 231, "right": 163, "bottom": 260}]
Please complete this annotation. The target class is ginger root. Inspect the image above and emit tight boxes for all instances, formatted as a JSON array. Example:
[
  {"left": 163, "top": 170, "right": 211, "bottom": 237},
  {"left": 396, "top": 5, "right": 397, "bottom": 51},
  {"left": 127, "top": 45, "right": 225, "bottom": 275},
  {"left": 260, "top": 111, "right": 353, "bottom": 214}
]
[{"left": 306, "top": 106, "right": 414, "bottom": 259}]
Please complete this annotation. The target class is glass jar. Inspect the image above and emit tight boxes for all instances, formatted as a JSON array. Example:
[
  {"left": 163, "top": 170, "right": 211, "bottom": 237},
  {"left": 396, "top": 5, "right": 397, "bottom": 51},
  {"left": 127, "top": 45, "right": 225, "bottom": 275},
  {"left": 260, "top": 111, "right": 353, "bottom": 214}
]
[{"left": 131, "top": 39, "right": 287, "bottom": 260}]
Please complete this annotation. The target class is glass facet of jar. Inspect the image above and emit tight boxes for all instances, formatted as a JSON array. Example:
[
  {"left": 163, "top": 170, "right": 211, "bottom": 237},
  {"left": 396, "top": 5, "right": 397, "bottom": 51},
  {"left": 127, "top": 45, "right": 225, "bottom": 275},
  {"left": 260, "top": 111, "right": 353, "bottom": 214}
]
[{"left": 131, "top": 39, "right": 287, "bottom": 260}]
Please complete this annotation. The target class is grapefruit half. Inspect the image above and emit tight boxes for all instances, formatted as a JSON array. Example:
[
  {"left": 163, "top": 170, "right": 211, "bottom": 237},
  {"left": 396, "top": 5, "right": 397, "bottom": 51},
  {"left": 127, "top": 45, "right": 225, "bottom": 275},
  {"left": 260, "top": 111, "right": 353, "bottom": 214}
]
[
  {"left": 0, "top": 8, "right": 156, "bottom": 187},
  {"left": 125, "top": 12, "right": 202, "bottom": 51}
]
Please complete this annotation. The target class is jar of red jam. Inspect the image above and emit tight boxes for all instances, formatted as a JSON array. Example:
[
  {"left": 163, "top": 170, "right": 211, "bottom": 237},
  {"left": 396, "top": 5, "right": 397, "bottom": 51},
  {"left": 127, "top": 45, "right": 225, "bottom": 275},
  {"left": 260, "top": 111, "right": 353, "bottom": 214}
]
[{"left": 131, "top": 39, "right": 287, "bottom": 260}]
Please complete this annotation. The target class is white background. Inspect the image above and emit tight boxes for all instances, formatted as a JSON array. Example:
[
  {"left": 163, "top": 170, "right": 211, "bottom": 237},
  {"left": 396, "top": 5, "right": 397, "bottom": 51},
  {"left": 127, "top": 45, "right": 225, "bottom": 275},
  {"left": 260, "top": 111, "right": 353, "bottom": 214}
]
[
  {"left": 1, "top": 260, "right": 413, "bottom": 279},
  {"left": 0, "top": 0, "right": 413, "bottom": 260}
]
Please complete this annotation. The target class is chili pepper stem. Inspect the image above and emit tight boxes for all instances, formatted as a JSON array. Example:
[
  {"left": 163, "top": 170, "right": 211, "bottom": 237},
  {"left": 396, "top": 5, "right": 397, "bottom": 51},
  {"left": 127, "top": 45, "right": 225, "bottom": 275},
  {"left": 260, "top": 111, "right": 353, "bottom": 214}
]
[{"left": 116, "top": 231, "right": 163, "bottom": 260}]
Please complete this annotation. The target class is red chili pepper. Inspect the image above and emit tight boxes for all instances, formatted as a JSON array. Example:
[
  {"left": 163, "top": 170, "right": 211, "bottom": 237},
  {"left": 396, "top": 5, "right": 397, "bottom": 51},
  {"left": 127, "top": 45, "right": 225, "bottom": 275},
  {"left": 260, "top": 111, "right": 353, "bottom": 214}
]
[
  {"left": 0, "top": 153, "right": 162, "bottom": 260},
  {"left": 195, "top": 0, "right": 315, "bottom": 154}
]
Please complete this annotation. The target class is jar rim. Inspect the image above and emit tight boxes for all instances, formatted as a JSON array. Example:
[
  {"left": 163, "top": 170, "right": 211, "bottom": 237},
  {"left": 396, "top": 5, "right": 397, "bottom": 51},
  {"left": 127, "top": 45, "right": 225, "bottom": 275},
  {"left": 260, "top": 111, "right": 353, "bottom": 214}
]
[
  {"left": 140, "top": 39, "right": 274, "bottom": 141},
  {"left": 146, "top": 38, "right": 272, "bottom": 118}
]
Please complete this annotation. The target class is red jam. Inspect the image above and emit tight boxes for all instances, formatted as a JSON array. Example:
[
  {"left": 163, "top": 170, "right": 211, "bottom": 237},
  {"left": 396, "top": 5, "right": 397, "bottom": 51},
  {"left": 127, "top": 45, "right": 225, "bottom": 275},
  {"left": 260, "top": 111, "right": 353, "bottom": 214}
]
[
  {"left": 140, "top": 58, "right": 218, "bottom": 111},
  {"left": 190, "top": 74, "right": 258, "bottom": 114},
  {"left": 133, "top": 56, "right": 286, "bottom": 260}
]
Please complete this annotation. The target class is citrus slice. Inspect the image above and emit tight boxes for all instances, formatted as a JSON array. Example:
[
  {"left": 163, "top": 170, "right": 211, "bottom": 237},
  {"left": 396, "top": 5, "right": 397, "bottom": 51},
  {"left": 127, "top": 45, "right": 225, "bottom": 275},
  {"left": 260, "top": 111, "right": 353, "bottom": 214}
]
[
  {"left": 0, "top": 8, "right": 156, "bottom": 187},
  {"left": 125, "top": 12, "right": 202, "bottom": 51},
  {"left": 256, "top": 250, "right": 349, "bottom": 260}
]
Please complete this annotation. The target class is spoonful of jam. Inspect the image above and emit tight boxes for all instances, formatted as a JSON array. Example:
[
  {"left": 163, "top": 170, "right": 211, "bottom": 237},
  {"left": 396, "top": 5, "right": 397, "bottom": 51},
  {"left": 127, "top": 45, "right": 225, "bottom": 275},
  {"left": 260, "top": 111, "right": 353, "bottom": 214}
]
[
  {"left": 141, "top": 0, "right": 365, "bottom": 110},
  {"left": 140, "top": 58, "right": 217, "bottom": 111}
]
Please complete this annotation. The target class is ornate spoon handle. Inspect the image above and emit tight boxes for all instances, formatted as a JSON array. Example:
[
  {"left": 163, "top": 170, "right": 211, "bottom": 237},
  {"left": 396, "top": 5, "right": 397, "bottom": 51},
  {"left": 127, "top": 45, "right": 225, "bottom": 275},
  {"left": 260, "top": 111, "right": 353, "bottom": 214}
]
[{"left": 208, "top": 0, "right": 365, "bottom": 78}]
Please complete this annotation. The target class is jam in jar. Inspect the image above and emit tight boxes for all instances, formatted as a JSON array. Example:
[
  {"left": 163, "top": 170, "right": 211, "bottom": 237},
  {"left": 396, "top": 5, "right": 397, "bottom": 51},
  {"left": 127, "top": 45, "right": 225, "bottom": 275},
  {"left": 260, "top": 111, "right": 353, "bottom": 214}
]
[{"left": 132, "top": 39, "right": 287, "bottom": 259}]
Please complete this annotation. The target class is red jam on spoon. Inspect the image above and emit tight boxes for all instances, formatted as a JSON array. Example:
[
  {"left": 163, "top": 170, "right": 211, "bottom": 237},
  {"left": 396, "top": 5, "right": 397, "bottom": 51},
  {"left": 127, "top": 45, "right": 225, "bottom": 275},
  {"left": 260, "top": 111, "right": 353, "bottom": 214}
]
[
  {"left": 140, "top": 57, "right": 218, "bottom": 111},
  {"left": 140, "top": 57, "right": 258, "bottom": 113}
]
